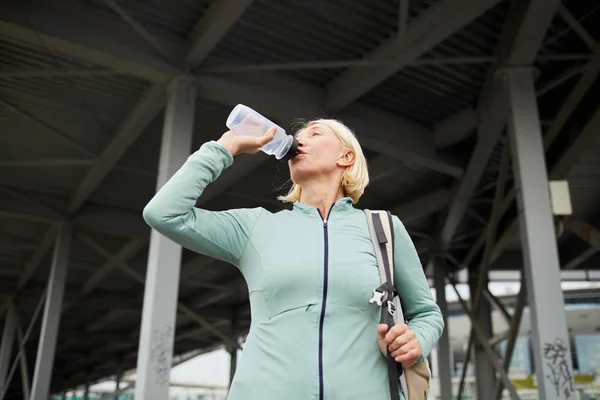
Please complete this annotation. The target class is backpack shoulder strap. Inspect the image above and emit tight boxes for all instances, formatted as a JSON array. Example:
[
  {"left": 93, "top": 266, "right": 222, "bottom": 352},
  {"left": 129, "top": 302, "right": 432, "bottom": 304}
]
[
  {"left": 365, "top": 210, "right": 407, "bottom": 400},
  {"left": 364, "top": 209, "right": 393, "bottom": 286}
]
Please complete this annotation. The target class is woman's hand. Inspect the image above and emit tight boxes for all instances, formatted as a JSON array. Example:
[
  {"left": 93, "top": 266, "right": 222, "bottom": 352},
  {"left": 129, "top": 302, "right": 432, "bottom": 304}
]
[
  {"left": 377, "top": 323, "right": 422, "bottom": 368},
  {"left": 217, "top": 127, "right": 276, "bottom": 157}
]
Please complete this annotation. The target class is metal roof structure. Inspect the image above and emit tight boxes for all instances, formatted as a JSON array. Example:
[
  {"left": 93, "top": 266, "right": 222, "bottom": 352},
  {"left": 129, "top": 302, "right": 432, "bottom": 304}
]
[{"left": 0, "top": 0, "right": 599, "bottom": 398}]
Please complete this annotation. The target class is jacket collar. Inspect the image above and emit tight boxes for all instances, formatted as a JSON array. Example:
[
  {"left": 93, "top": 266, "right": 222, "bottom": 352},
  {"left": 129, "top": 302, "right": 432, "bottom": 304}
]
[{"left": 292, "top": 197, "right": 354, "bottom": 216}]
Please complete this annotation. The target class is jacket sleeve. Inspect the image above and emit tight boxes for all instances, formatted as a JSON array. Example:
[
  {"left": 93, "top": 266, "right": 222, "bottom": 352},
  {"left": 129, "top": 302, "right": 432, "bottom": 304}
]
[
  {"left": 391, "top": 214, "right": 444, "bottom": 362},
  {"left": 142, "top": 140, "right": 263, "bottom": 267}
]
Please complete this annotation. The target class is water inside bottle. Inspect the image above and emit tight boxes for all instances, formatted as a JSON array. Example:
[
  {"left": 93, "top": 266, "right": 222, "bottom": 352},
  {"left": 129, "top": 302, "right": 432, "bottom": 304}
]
[{"left": 229, "top": 123, "right": 265, "bottom": 138}]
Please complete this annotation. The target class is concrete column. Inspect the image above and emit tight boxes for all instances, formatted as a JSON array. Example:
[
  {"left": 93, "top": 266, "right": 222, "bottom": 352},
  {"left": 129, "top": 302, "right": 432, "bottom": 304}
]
[
  {"left": 134, "top": 77, "right": 196, "bottom": 400},
  {"left": 505, "top": 67, "right": 575, "bottom": 399},
  {"left": 434, "top": 264, "right": 452, "bottom": 400},
  {"left": 0, "top": 299, "right": 16, "bottom": 394},
  {"left": 30, "top": 223, "right": 73, "bottom": 400},
  {"left": 468, "top": 268, "right": 496, "bottom": 398}
]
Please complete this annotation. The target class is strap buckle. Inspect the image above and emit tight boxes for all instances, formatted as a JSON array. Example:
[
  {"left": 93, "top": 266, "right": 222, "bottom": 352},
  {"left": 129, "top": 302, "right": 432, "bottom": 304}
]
[
  {"left": 387, "top": 300, "right": 396, "bottom": 316},
  {"left": 369, "top": 289, "right": 386, "bottom": 307}
]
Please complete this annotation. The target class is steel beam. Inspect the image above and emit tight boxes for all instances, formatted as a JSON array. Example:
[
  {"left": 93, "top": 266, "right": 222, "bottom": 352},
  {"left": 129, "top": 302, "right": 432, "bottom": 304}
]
[
  {"left": 446, "top": 275, "right": 519, "bottom": 400},
  {"left": 562, "top": 218, "right": 600, "bottom": 251},
  {"left": 71, "top": 233, "right": 236, "bottom": 346},
  {"left": 66, "top": 83, "right": 167, "bottom": 214},
  {"left": 456, "top": 146, "right": 510, "bottom": 398},
  {"left": 480, "top": 48, "right": 600, "bottom": 262},
  {"left": 134, "top": 77, "right": 195, "bottom": 400},
  {"left": 544, "top": 46, "right": 600, "bottom": 151},
  {"left": 506, "top": 68, "right": 575, "bottom": 399},
  {"left": 4, "top": 300, "right": 31, "bottom": 400},
  {"left": 186, "top": 0, "right": 255, "bottom": 65},
  {"left": 194, "top": 74, "right": 462, "bottom": 177},
  {"left": 30, "top": 223, "right": 72, "bottom": 400},
  {"left": 433, "top": 264, "right": 452, "bottom": 400},
  {"left": 0, "top": 194, "right": 149, "bottom": 238},
  {"left": 104, "top": 0, "right": 175, "bottom": 63},
  {"left": 482, "top": 288, "right": 512, "bottom": 326},
  {"left": 468, "top": 269, "right": 495, "bottom": 397},
  {"left": 435, "top": 58, "right": 588, "bottom": 150},
  {"left": 0, "top": 299, "right": 16, "bottom": 394},
  {"left": 0, "top": 159, "right": 93, "bottom": 168},
  {"left": 550, "top": 96, "right": 600, "bottom": 179},
  {"left": 0, "top": 0, "right": 462, "bottom": 177},
  {"left": 564, "top": 248, "right": 596, "bottom": 270},
  {"left": 79, "top": 238, "right": 148, "bottom": 299},
  {"left": 434, "top": 109, "right": 477, "bottom": 150},
  {"left": 489, "top": 91, "right": 600, "bottom": 265},
  {"left": 0, "top": 290, "right": 46, "bottom": 400},
  {"left": 439, "top": 0, "right": 561, "bottom": 249},
  {"left": 391, "top": 190, "right": 451, "bottom": 224},
  {"left": 493, "top": 282, "right": 527, "bottom": 400},
  {"left": 324, "top": 0, "right": 502, "bottom": 111},
  {"left": 0, "top": 3, "right": 175, "bottom": 82},
  {"left": 557, "top": 6, "right": 595, "bottom": 50},
  {"left": 0, "top": 99, "right": 96, "bottom": 159},
  {"left": 0, "top": 67, "right": 116, "bottom": 78}
]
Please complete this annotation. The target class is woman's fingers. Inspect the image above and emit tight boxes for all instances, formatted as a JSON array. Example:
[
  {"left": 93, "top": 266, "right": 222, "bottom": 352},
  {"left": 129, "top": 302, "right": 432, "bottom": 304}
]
[
  {"left": 395, "top": 347, "right": 421, "bottom": 366},
  {"left": 255, "top": 126, "right": 277, "bottom": 146},
  {"left": 377, "top": 324, "right": 388, "bottom": 339},
  {"left": 218, "top": 126, "right": 277, "bottom": 156},
  {"left": 388, "top": 331, "right": 413, "bottom": 352},
  {"left": 384, "top": 323, "right": 408, "bottom": 345},
  {"left": 378, "top": 323, "right": 422, "bottom": 365}
]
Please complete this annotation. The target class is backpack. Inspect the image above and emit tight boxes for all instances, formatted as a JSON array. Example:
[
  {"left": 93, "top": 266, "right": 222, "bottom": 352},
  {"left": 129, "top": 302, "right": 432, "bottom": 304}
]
[{"left": 364, "top": 210, "right": 431, "bottom": 400}]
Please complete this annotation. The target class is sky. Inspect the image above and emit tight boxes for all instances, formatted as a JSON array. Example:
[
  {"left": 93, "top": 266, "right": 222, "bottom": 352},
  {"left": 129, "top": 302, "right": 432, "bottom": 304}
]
[{"left": 80, "top": 279, "right": 600, "bottom": 396}]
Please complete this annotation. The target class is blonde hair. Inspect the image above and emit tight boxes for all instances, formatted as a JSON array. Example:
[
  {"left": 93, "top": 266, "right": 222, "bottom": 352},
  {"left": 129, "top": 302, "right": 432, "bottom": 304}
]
[{"left": 277, "top": 118, "right": 369, "bottom": 204}]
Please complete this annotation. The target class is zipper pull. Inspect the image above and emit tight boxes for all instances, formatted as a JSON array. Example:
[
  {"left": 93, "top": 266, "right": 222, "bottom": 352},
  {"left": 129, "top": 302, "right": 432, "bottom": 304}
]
[{"left": 323, "top": 219, "right": 327, "bottom": 227}]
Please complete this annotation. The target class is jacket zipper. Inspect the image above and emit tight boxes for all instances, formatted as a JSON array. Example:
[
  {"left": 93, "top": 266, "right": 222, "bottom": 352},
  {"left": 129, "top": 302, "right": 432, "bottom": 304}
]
[{"left": 317, "top": 206, "right": 333, "bottom": 400}]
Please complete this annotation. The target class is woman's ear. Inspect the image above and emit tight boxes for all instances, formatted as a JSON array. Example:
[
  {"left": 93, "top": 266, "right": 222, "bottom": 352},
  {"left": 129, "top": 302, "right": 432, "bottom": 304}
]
[{"left": 337, "top": 149, "right": 355, "bottom": 167}]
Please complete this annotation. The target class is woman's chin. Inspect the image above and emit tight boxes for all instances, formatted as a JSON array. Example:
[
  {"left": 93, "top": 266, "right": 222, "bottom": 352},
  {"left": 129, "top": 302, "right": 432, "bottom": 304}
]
[{"left": 290, "top": 167, "right": 313, "bottom": 184}]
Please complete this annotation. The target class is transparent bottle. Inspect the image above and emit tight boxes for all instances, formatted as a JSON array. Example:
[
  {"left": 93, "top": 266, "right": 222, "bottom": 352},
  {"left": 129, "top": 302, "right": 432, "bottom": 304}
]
[{"left": 226, "top": 104, "right": 299, "bottom": 160}]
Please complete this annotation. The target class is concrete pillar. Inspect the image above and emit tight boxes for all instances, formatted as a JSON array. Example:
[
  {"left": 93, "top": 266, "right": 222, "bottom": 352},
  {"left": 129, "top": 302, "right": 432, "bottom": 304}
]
[
  {"left": 468, "top": 268, "right": 496, "bottom": 398},
  {"left": 134, "top": 77, "right": 196, "bottom": 400},
  {"left": 505, "top": 67, "right": 575, "bottom": 399},
  {"left": 434, "top": 264, "right": 453, "bottom": 400},
  {"left": 30, "top": 223, "right": 73, "bottom": 400}
]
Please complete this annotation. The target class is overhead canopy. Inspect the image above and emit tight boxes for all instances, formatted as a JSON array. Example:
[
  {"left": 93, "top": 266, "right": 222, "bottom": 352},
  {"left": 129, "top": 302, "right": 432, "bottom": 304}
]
[{"left": 1, "top": 0, "right": 599, "bottom": 396}]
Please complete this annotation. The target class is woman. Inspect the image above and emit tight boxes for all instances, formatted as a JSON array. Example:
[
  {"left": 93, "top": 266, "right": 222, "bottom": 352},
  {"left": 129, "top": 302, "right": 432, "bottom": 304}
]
[{"left": 143, "top": 118, "right": 443, "bottom": 399}]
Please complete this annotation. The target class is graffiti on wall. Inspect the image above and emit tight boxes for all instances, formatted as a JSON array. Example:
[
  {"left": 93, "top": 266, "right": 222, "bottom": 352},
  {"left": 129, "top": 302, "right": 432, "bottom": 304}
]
[
  {"left": 150, "top": 324, "right": 174, "bottom": 387},
  {"left": 543, "top": 338, "right": 575, "bottom": 399}
]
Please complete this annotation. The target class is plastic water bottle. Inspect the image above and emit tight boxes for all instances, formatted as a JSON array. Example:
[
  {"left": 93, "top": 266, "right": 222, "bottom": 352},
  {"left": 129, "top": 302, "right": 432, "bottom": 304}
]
[{"left": 226, "top": 104, "right": 299, "bottom": 160}]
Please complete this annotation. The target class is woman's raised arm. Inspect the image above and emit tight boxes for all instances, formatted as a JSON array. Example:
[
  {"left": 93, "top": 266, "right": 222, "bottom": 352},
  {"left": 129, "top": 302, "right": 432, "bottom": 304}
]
[{"left": 143, "top": 140, "right": 263, "bottom": 267}]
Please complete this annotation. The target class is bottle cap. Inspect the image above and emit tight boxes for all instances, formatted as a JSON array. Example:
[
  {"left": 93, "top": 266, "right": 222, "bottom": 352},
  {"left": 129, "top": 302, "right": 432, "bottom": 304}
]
[{"left": 280, "top": 136, "right": 300, "bottom": 161}]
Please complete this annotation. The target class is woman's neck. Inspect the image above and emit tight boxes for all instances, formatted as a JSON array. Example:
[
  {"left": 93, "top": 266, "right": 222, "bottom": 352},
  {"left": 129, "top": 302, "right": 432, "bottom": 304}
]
[{"left": 299, "top": 179, "right": 345, "bottom": 220}]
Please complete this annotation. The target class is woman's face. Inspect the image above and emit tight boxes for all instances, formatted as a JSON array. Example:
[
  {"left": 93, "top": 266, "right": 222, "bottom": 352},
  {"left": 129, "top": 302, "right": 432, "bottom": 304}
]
[{"left": 289, "top": 122, "right": 353, "bottom": 184}]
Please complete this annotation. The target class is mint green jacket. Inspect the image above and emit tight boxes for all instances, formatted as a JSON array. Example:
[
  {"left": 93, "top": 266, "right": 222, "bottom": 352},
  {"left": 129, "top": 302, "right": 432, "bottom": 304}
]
[{"left": 143, "top": 141, "right": 443, "bottom": 400}]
